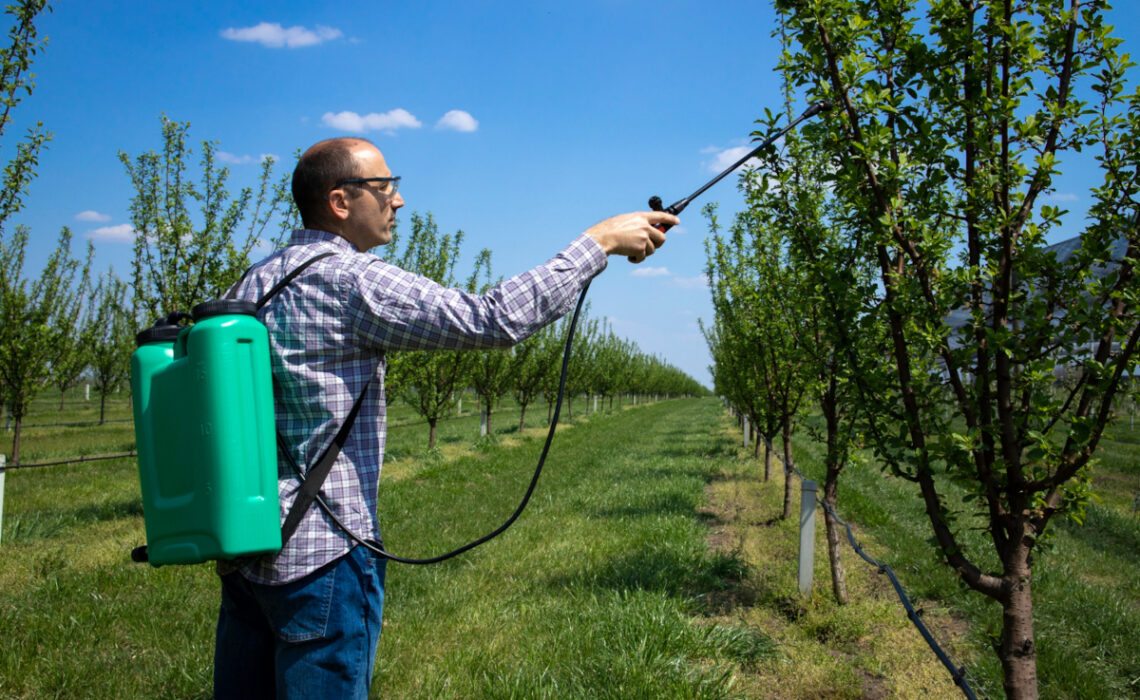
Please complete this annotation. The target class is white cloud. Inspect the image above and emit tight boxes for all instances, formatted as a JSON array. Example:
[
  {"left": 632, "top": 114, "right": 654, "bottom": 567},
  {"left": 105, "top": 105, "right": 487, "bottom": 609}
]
[
  {"left": 632, "top": 266, "right": 671, "bottom": 277},
  {"left": 89, "top": 224, "right": 134, "bottom": 243},
  {"left": 670, "top": 274, "right": 709, "bottom": 290},
  {"left": 220, "top": 22, "right": 342, "bottom": 49},
  {"left": 218, "top": 152, "right": 279, "bottom": 165},
  {"left": 75, "top": 210, "right": 111, "bottom": 222},
  {"left": 321, "top": 109, "right": 422, "bottom": 134},
  {"left": 250, "top": 238, "right": 277, "bottom": 256},
  {"left": 436, "top": 110, "right": 479, "bottom": 132},
  {"left": 705, "top": 145, "right": 760, "bottom": 174}
]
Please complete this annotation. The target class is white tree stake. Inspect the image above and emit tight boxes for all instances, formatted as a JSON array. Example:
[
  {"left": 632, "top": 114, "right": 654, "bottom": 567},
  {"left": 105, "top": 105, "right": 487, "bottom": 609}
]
[{"left": 798, "top": 479, "right": 818, "bottom": 597}]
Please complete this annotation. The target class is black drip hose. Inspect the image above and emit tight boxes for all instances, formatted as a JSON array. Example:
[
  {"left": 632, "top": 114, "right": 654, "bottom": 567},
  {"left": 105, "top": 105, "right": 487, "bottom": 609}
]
[{"left": 297, "top": 279, "right": 592, "bottom": 565}]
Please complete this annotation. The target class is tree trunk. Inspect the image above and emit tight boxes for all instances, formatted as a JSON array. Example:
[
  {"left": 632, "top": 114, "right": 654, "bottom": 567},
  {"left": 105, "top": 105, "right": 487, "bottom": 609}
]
[
  {"left": 428, "top": 419, "right": 438, "bottom": 449},
  {"left": 781, "top": 423, "right": 793, "bottom": 520},
  {"left": 567, "top": 396, "right": 573, "bottom": 420},
  {"left": 11, "top": 417, "right": 22, "bottom": 464},
  {"left": 1000, "top": 538, "right": 1039, "bottom": 700},
  {"left": 823, "top": 478, "right": 848, "bottom": 604},
  {"left": 754, "top": 429, "right": 762, "bottom": 459},
  {"left": 547, "top": 401, "right": 553, "bottom": 425},
  {"left": 59, "top": 389, "right": 66, "bottom": 411},
  {"left": 822, "top": 378, "right": 848, "bottom": 604},
  {"left": 764, "top": 440, "right": 772, "bottom": 482},
  {"left": 99, "top": 393, "right": 107, "bottom": 425},
  {"left": 518, "top": 403, "right": 528, "bottom": 432}
]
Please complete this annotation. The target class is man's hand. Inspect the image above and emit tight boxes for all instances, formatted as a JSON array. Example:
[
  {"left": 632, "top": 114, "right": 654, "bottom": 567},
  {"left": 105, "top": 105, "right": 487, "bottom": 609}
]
[{"left": 585, "top": 211, "right": 677, "bottom": 263}]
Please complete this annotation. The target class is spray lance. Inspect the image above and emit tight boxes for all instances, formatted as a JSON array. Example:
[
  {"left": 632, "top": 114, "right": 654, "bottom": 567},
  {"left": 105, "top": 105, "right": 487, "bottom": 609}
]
[{"left": 646, "top": 100, "right": 832, "bottom": 234}]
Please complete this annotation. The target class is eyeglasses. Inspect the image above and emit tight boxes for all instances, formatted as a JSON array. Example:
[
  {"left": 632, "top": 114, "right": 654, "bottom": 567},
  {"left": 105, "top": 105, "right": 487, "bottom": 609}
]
[{"left": 333, "top": 176, "right": 400, "bottom": 196}]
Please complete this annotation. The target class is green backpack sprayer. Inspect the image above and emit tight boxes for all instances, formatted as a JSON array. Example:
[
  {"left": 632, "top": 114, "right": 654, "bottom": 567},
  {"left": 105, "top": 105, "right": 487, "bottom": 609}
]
[{"left": 127, "top": 101, "right": 830, "bottom": 568}]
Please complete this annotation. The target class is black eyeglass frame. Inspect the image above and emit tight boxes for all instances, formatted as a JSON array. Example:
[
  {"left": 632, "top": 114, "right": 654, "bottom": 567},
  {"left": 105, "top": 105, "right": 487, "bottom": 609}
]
[{"left": 332, "top": 176, "right": 400, "bottom": 195}]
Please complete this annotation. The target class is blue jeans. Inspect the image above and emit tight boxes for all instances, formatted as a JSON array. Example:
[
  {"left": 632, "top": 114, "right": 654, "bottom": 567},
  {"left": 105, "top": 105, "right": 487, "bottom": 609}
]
[{"left": 214, "top": 546, "right": 387, "bottom": 700}]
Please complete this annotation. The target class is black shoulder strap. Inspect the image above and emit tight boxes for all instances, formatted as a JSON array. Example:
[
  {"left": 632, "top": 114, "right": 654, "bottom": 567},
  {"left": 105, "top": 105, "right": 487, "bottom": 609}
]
[
  {"left": 248, "top": 250, "right": 374, "bottom": 549},
  {"left": 255, "top": 252, "right": 336, "bottom": 309},
  {"left": 278, "top": 376, "right": 373, "bottom": 546},
  {"left": 223, "top": 251, "right": 337, "bottom": 304}
]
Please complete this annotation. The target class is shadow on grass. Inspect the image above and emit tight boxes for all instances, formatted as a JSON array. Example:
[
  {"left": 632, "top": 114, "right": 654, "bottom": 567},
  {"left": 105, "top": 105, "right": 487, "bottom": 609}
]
[
  {"left": 594, "top": 491, "right": 704, "bottom": 520},
  {"left": 4, "top": 498, "right": 144, "bottom": 544},
  {"left": 1054, "top": 504, "right": 1140, "bottom": 567},
  {"left": 545, "top": 541, "right": 753, "bottom": 611}
]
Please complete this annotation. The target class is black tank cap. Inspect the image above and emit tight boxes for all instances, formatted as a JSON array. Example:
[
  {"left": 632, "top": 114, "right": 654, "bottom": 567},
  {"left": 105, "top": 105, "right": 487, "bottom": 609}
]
[
  {"left": 135, "top": 311, "right": 192, "bottom": 346},
  {"left": 192, "top": 299, "right": 258, "bottom": 322}
]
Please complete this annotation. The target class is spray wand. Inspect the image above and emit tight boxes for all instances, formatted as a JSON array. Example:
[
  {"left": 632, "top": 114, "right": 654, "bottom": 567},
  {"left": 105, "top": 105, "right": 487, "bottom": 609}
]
[{"left": 646, "top": 100, "right": 831, "bottom": 232}]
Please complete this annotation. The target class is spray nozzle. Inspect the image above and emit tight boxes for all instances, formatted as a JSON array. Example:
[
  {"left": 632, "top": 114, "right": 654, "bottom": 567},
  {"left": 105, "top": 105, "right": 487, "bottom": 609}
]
[{"left": 803, "top": 100, "right": 833, "bottom": 119}]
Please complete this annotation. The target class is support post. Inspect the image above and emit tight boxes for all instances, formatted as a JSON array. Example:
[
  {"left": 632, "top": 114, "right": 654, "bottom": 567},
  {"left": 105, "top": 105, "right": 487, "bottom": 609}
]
[
  {"left": 798, "top": 479, "right": 817, "bottom": 597},
  {"left": 0, "top": 454, "right": 6, "bottom": 547},
  {"left": 480, "top": 408, "right": 488, "bottom": 437},
  {"left": 743, "top": 415, "right": 751, "bottom": 448}
]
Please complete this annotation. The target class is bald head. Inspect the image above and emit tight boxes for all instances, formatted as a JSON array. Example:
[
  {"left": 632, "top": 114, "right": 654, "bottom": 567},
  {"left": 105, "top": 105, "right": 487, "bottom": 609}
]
[{"left": 292, "top": 137, "right": 376, "bottom": 229}]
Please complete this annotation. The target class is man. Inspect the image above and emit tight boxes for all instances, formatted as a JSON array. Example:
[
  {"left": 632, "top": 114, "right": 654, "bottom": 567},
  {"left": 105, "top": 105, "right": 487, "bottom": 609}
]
[{"left": 213, "top": 137, "right": 676, "bottom": 699}]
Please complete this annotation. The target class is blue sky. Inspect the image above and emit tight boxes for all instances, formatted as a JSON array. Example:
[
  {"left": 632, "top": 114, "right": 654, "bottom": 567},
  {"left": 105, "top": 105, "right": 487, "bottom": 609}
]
[{"left": 8, "top": 1, "right": 1140, "bottom": 388}]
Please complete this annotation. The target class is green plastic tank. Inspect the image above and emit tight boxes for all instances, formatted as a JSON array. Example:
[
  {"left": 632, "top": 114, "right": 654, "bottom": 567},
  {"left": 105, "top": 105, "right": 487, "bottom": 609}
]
[{"left": 130, "top": 301, "right": 282, "bottom": 566}]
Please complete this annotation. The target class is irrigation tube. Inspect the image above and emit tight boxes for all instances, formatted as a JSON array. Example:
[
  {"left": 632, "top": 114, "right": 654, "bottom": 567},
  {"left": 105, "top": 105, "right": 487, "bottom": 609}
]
[
  {"left": 2, "top": 452, "right": 137, "bottom": 470},
  {"left": 758, "top": 434, "right": 980, "bottom": 700}
]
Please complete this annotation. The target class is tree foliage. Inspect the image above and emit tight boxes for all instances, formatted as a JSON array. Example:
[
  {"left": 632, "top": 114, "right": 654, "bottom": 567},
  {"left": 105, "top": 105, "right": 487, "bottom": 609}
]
[
  {"left": 121, "top": 115, "right": 291, "bottom": 320},
  {"left": 0, "top": 227, "right": 85, "bottom": 461},
  {"left": 87, "top": 271, "right": 135, "bottom": 425},
  {"left": 753, "top": 1, "right": 1140, "bottom": 696}
]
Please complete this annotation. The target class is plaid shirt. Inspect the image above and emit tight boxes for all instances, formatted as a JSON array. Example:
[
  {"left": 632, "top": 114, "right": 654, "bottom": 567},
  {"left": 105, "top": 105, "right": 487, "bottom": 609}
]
[{"left": 218, "top": 228, "right": 607, "bottom": 584}]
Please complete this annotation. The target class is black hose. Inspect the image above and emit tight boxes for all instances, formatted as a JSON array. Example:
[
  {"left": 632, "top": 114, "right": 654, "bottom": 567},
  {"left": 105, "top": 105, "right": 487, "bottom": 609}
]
[{"left": 295, "top": 280, "right": 591, "bottom": 565}]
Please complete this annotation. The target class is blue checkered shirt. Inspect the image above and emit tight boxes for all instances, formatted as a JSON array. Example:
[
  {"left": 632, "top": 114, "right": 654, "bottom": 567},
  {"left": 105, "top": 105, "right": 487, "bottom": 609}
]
[{"left": 218, "top": 228, "right": 607, "bottom": 584}]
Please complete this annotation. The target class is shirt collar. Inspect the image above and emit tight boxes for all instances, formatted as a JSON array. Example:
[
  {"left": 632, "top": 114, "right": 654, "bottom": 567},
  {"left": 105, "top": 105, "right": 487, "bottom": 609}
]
[{"left": 288, "top": 228, "right": 359, "bottom": 251}]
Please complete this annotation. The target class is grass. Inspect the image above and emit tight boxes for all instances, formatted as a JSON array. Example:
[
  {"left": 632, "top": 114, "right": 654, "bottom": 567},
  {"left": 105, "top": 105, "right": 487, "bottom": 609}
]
[
  {"left": 0, "top": 397, "right": 775, "bottom": 699},
  {"left": 785, "top": 411, "right": 1140, "bottom": 699},
  {"left": 699, "top": 422, "right": 968, "bottom": 699},
  {"left": 4, "top": 391, "right": 1140, "bottom": 698}
]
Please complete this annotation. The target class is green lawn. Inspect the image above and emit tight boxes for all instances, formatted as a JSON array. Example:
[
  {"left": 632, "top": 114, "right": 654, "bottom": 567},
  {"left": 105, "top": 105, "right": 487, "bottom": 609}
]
[
  {"left": 2, "top": 393, "right": 1138, "bottom": 698},
  {"left": 0, "top": 397, "right": 765, "bottom": 699}
]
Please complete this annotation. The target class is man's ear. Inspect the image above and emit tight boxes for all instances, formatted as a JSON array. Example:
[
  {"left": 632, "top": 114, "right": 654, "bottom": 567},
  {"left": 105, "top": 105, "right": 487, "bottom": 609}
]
[{"left": 328, "top": 187, "right": 351, "bottom": 222}]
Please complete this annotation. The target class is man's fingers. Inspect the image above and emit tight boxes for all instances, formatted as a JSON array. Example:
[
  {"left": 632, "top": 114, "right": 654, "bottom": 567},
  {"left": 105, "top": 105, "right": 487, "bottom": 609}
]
[
  {"left": 646, "top": 211, "right": 680, "bottom": 228},
  {"left": 627, "top": 237, "right": 658, "bottom": 264}
]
